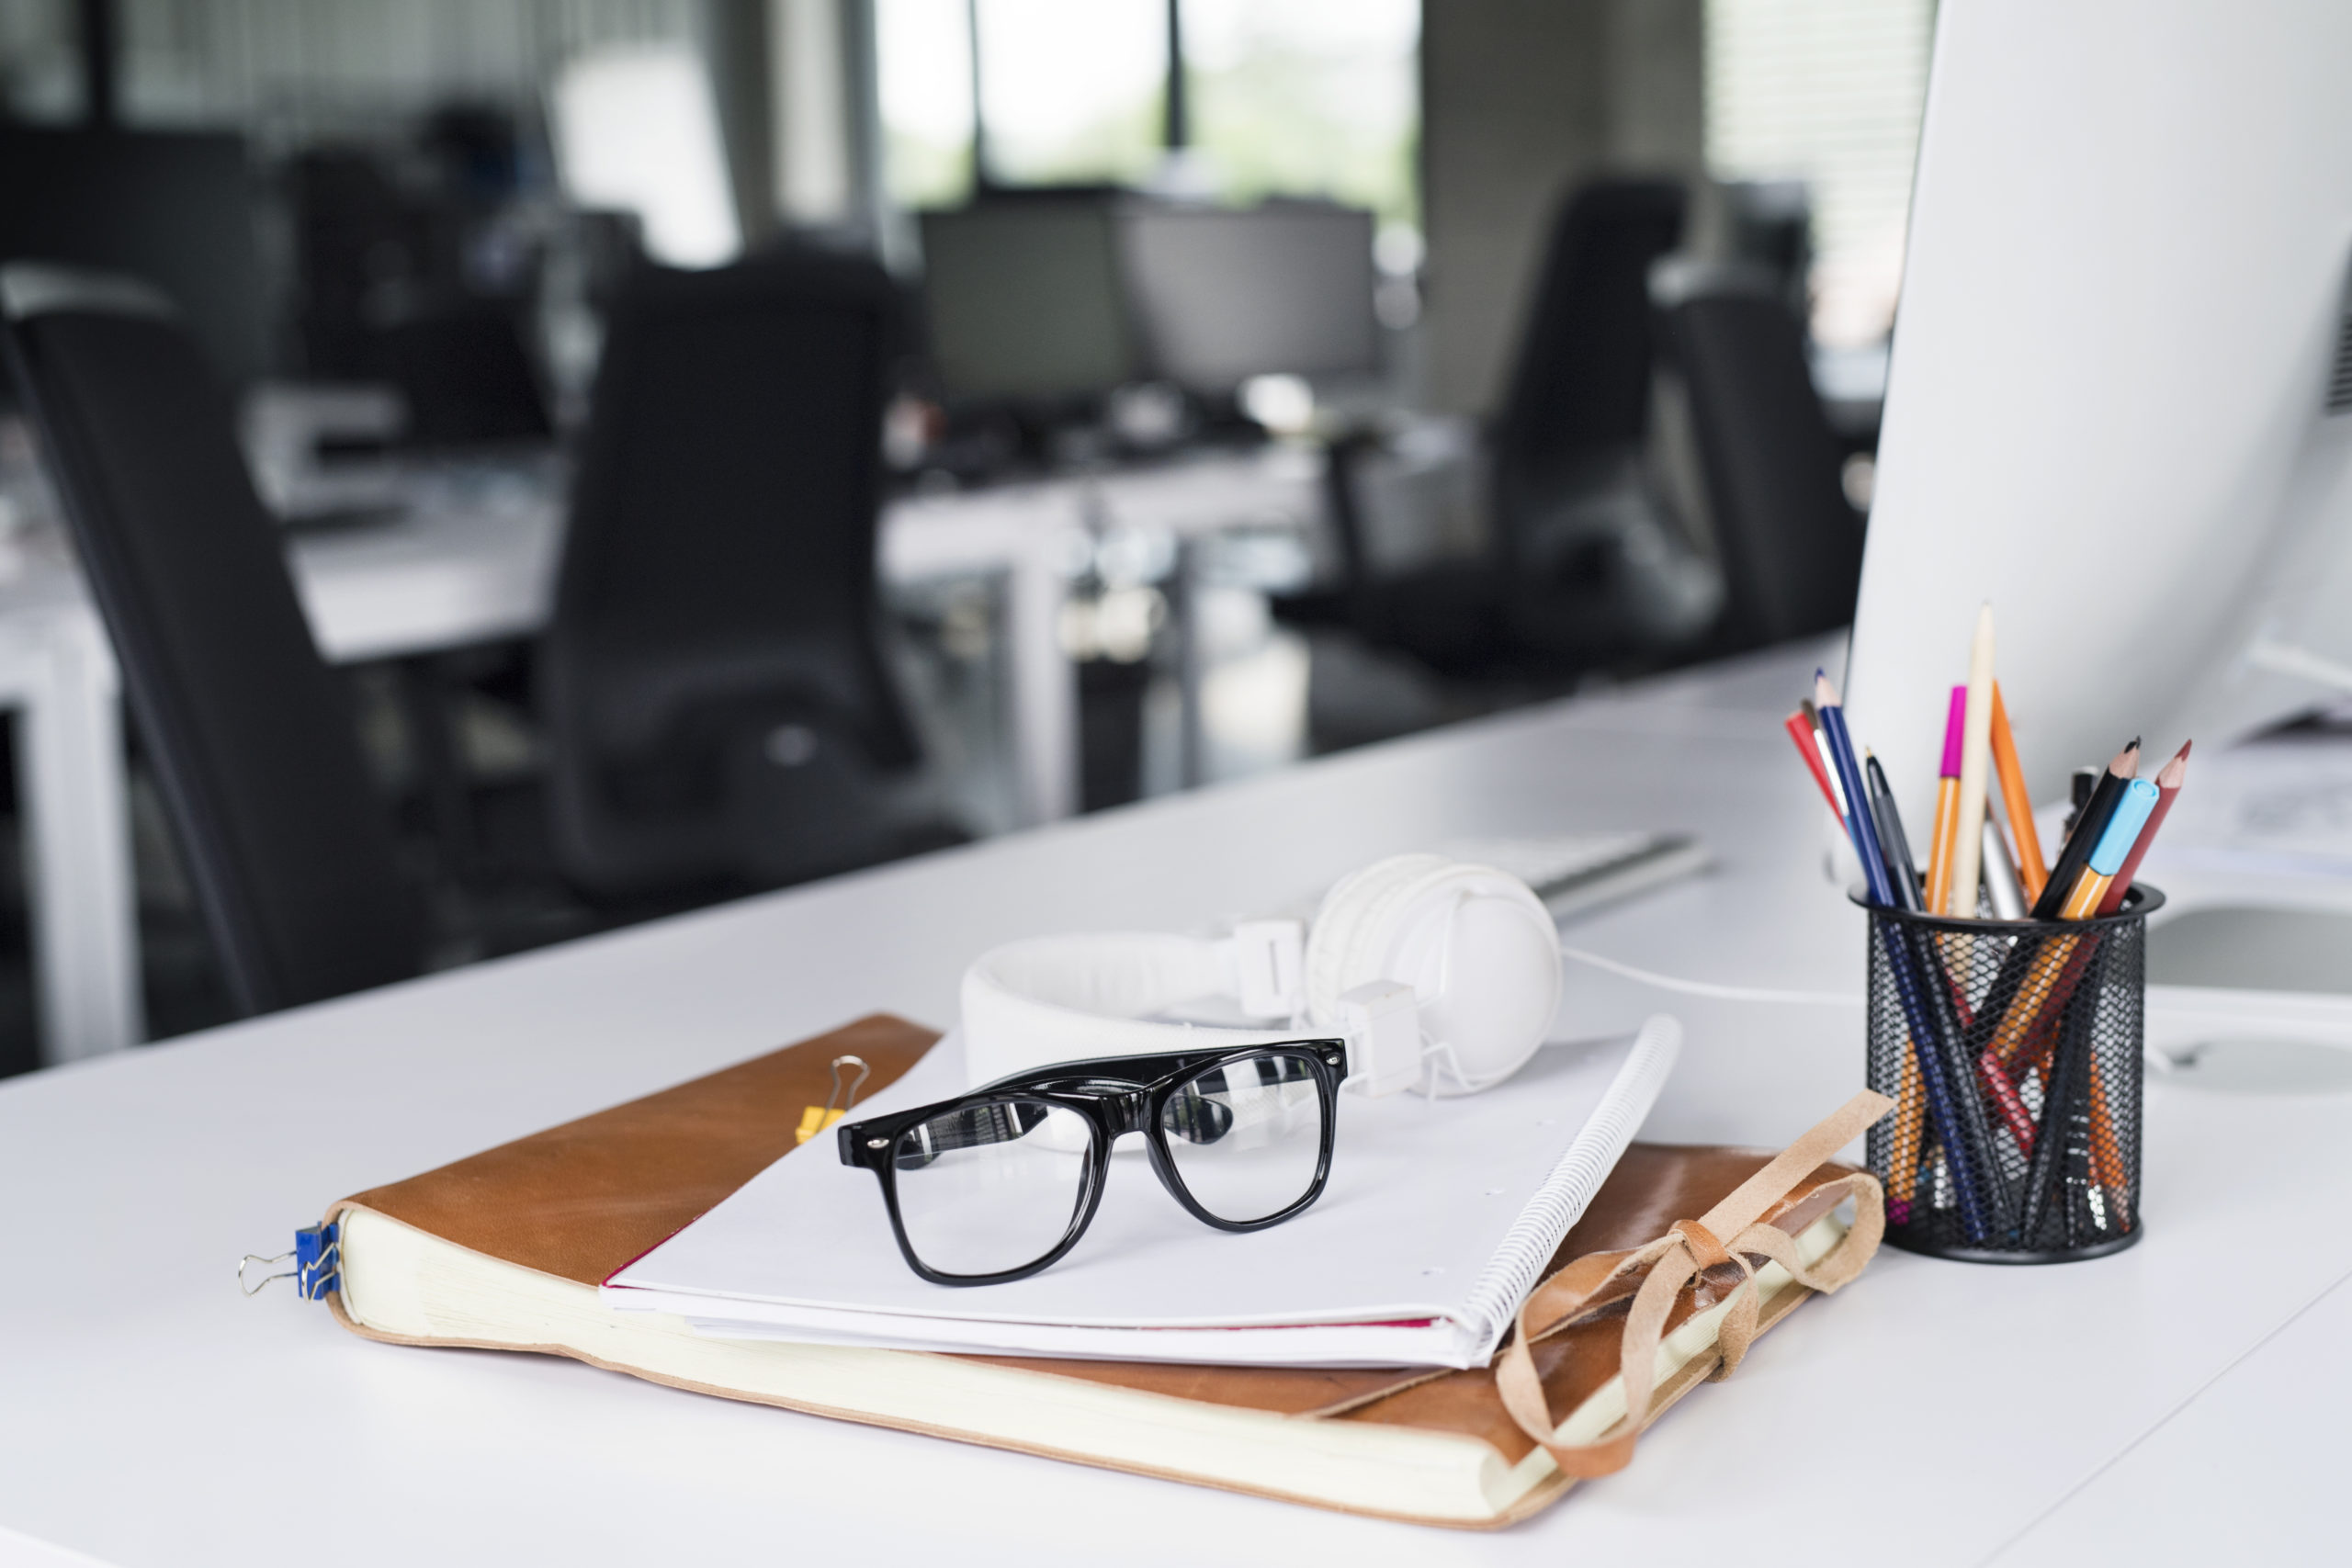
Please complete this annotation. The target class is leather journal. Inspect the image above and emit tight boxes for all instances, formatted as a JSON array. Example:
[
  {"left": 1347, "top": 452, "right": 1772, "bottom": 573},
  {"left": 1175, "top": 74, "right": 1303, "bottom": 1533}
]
[{"left": 320, "top": 1014, "right": 1886, "bottom": 1529}]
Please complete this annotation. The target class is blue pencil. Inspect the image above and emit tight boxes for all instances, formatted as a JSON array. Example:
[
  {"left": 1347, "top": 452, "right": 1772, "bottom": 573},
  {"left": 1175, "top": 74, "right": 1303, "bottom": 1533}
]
[
  {"left": 1815, "top": 682, "right": 1893, "bottom": 906},
  {"left": 1816, "top": 673, "right": 2002, "bottom": 1241}
]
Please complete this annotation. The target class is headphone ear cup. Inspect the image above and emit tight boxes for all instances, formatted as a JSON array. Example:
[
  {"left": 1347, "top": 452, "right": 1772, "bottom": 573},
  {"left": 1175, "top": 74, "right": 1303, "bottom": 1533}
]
[
  {"left": 1304, "top": 853, "right": 1450, "bottom": 1027},
  {"left": 1305, "top": 853, "right": 1563, "bottom": 1092}
]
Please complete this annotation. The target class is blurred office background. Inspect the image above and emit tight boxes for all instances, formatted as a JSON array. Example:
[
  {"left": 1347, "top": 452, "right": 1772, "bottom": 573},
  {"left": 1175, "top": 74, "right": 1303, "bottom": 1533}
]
[{"left": 0, "top": 0, "right": 1928, "bottom": 1074}]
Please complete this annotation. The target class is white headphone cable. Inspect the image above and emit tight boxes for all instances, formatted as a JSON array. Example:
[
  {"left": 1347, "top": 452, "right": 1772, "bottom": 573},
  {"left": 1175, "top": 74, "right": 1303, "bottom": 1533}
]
[{"left": 1557, "top": 943, "right": 1863, "bottom": 1008}]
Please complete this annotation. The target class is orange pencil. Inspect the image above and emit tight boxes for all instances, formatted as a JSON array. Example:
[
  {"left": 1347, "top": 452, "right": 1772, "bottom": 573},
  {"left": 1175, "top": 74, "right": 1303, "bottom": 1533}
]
[
  {"left": 1988, "top": 682, "right": 2046, "bottom": 900},
  {"left": 2057, "top": 866, "right": 2112, "bottom": 920},
  {"left": 1926, "top": 686, "right": 1967, "bottom": 915},
  {"left": 1987, "top": 935, "right": 2081, "bottom": 1065},
  {"left": 1888, "top": 1046, "right": 1925, "bottom": 1224},
  {"left": 2086, "top": 1050, "right": 2131, "bottom": 1229}
]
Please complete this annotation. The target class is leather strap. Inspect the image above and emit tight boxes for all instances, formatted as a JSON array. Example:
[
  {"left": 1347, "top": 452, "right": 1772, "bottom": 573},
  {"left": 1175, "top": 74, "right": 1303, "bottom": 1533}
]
[{"left": 1495, "top": 1089, "right": 1894, "bottom": 1479}]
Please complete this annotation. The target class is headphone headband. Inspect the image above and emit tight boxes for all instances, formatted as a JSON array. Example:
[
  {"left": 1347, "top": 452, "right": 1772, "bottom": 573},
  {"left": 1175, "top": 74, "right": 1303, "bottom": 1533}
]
[
  {"left": 961, "top": 932, "right": 1306, "bottom": 1090},
  {"left": 960, "top": 856, "right": 1564, "bottom": 1098}
]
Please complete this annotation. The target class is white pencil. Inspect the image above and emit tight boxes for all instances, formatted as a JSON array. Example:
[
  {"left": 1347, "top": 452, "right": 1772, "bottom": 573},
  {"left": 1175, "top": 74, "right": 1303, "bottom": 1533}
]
[{"left": 1947, "top": 603, "right": 1996, "bottom": 919}]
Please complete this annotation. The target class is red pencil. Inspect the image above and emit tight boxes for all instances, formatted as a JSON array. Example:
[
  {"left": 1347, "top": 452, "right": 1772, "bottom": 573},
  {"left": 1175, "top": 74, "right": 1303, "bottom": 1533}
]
[
  {"left": 1785, "top": 709, "right": 1845, "bottom": 823},
  {"left": 2097, "top": 740, "right": 2190, "bottom": 914}
]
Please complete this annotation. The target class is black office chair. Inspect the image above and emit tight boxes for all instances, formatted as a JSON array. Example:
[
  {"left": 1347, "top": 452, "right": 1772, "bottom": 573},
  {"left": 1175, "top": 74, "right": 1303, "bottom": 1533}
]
[
  {"left": 0, "top": 265, "right": 423, "bottom": 1016},
  {"left": 1657, "top": 268, "right": 1865, "bottom": 651},
  {"left": 543, "top": 254, "right": 957, "bottom": 897},
  {"left": 1489, "top": 178, "right": 1689, "bottom": 543},
  {"left": 1278, "top": 178, "right": 1709, "bottom": 681}
]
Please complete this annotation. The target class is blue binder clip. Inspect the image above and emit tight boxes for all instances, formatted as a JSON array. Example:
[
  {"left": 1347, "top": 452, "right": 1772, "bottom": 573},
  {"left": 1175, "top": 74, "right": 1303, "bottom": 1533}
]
[{"left": 240, "top": 1223, "right": 339, "bottom": 1301}]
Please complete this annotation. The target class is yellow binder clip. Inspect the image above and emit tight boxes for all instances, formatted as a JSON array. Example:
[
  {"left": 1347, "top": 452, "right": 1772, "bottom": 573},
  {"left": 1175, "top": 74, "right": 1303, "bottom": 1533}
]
[{"left": 796, "top": 1054, "right": 871, "bottom": 1145}]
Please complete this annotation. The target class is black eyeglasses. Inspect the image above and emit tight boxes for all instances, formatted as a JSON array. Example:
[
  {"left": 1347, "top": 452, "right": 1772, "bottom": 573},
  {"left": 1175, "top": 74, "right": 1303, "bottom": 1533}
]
[{"left": 837, "top": 1041, "right": 1347, "bottom": 1286}]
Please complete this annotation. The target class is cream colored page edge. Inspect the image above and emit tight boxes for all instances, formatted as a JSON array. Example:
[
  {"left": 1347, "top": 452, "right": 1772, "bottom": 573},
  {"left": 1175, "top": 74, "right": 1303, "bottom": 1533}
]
[
  {"left": 337, "top": 1204, "right": 1846, "bottom": 1525},
  {"left": 336, "top": 1203, "right": 1511, "bottom": 1523}
]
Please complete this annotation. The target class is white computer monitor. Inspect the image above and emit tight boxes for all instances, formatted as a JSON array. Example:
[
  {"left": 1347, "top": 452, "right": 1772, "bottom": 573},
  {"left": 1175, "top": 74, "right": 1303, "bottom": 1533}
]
[{"left": 1846, "top": 0, "right": 2352, "bottom": 825}]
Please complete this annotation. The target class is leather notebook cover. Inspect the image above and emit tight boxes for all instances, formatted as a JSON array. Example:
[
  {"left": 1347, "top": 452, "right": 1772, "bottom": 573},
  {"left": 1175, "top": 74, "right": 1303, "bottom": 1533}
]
[{"left": 326, "top": 1015, "right": 1862, "bottom": 1526}]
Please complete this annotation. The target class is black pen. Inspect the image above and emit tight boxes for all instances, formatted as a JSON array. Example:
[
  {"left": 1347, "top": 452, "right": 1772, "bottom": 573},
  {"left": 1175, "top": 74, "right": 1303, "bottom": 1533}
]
[{"left": 1864, "top": 751, "right": 1928, "bottom": 914}]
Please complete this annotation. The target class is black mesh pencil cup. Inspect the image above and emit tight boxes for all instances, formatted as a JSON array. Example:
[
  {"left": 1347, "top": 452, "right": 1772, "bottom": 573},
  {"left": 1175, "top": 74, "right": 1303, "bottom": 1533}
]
[{"left": 1857, "top": 886, "right": 2160, "bottom": 1263}]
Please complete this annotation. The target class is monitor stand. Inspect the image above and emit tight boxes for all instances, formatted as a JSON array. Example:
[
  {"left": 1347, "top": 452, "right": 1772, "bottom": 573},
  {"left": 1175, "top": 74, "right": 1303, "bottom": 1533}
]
[{"left": 2147, "top": 907, "right": 2352, "bottom": 1092}]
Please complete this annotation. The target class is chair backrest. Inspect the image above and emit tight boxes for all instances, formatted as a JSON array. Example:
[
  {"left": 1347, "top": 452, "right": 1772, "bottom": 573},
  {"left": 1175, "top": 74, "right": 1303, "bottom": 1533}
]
[
  {"left": 1659, "top": 274, "right": 1865, "bottom": 649},
  {"left": 0, "top": 265, "right": 420, "bottom": 1017},
  {"left": 544, "top": 252, "right": 918, "bottom": 891},
  {"left": 1492, "top": 179, "right": 1689, "bottom": 486},
  {"left": 379, "top": 301, "right": 551, "bottom": 448}
]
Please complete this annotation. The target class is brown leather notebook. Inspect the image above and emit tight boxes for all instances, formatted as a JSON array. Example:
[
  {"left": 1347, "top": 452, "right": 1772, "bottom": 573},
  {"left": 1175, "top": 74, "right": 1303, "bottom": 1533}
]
[{"left": 323, "top": 1015, "right": 1876, "bottom": 1529}]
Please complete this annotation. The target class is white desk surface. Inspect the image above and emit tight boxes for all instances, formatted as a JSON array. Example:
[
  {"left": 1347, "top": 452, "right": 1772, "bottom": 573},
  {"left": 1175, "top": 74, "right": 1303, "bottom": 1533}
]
[{"left": 1, "top": 635, "right": 2343, "bottom": 1566}]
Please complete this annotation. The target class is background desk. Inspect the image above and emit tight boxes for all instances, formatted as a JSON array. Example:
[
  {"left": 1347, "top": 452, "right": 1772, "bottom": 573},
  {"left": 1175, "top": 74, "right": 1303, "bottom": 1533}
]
[
  {"left": 290, "top": 445, "right": 1331, "bottom": 824},
  {"left": 0, "top": 444, "right": 1329, "bottom": 1065},
  {"left": 4, "top": 636, "right": 2348, "bottom": 1565}
]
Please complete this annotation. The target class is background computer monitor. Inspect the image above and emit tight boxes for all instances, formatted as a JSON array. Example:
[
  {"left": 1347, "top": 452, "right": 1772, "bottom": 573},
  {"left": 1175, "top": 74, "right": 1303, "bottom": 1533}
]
[
  {"left": 918, "top": 201, "right": 1141, "bottom": 401},
  {"left": 1116, "top": 201, "right": 1379, "bottom": 391},
  {"left": 0, "top": 128, "right": 266, "bottom": 385},
  {"left": 1846, "top": 0, "right": 2352, "bottom": 822}
]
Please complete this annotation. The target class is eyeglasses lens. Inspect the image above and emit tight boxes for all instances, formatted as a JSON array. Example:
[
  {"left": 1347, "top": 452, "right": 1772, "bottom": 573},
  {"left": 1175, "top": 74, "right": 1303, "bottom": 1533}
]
[
  {"left": 1159, "top": 1051, "right": 1326, "bottom": 1223},
  {"left": 891, "top": 1097, "right": 1091, "bottom": 1277}
]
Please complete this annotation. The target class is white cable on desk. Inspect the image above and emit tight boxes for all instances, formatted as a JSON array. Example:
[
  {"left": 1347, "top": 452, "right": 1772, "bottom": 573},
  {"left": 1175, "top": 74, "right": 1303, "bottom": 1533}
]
[{"left": 1558, "top": 943, "right": 1863, "bottom": 1007}]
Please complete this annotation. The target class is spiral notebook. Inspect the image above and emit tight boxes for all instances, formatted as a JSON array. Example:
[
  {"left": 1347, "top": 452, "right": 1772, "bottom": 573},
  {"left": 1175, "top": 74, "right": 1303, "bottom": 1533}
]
[{"left": 602, "top": 1018, "right": 1679, "bottom": 1368}]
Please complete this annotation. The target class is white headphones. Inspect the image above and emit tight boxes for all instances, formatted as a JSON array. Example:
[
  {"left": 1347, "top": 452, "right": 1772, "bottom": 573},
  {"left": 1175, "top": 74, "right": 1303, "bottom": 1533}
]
[{"left": 961, "top": 853, "right": 1564, "bottom": 1099}]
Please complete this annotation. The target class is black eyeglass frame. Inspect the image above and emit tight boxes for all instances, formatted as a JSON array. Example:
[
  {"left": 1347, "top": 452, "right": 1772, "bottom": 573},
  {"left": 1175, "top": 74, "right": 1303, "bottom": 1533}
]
[{"left": 837, "top": 1039, "right": 1348, "bottom": 1287}]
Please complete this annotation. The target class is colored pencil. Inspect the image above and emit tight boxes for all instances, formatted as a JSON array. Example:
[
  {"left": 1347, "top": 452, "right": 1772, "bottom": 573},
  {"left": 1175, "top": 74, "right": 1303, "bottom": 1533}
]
[
  {"left": 1983, "top": 938, "right": 2080, "bottom": 1066},
  {"left": 1884, "top": 702, "right": 1943, "bottom": 1226},
  {"left": 2086, "top": 1045, "right": 2130, "bottom": 1229},
  {"left": 1785, "top": 710, "right": 1845, "bottom": 822},
  {"left": 2047, "top": 773, "right": 2159, "bottom": 1225},
  {"left": 2030, "top": 739, "right": 2141, "bottom": 922},
  {"left": 1817, "top": 673, "right": 2000, "bottom": 1239},
  {"left": 2073, "top": 781, "right": 2158, "bottom": 914},
  {"left": 1988, "top": 682, "right": 2047, "bottom": 900},
  {"left": 1888, "top": 1047, "right": 1926, "bottom": 1225},
  {"left": 1815, "top": 674, "right": 1892, "bottom": 905},
  {"left": 1979, "top": 778, "right": 2163, "bottom": 1075},
  {"left": 2097, "top": 740, "right": 2190, "bottom": 914},
  {"left": 1802, "top": 698, "right": 1849, "bottom": 818}
]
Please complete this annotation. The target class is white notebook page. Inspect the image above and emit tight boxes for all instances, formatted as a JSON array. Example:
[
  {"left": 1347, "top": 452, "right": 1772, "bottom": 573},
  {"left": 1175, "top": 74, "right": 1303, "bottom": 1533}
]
[{"left": 607, "top": 1021, "right": 1676, "bottom": 1361}]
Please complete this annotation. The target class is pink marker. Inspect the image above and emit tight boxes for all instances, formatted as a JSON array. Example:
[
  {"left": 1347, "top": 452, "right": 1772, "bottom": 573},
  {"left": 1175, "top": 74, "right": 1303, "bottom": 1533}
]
[{"left": 1928, "top": 685, "right": 1967, "bottom": 914}]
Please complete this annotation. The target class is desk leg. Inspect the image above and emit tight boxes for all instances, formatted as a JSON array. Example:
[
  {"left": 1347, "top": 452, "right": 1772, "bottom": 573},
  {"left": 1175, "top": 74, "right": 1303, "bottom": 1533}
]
[
  {"left": 1173, "top": 538, "right": 1206, "bottom": 790},
  {"left": 1006, "top": 546, "right": 1079, "bottom": 826},
  {"left": 16, "top": 613, "right": 141, "bottom": 1062}
]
